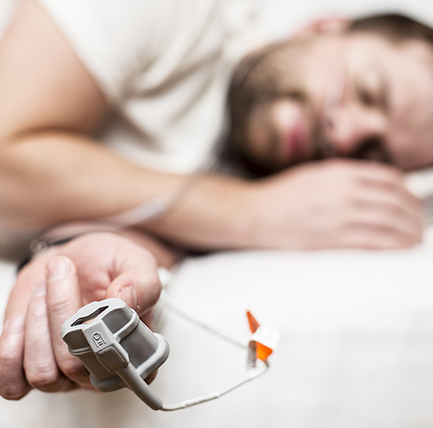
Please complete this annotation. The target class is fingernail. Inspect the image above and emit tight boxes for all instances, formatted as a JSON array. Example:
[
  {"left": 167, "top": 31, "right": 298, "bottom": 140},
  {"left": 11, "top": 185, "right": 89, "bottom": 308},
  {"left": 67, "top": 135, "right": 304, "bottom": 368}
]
[
  {"left": 118, "top": 286, "right": 138, "bottom": 309},
  {"left": 46, "top": 257, "right": 71, "bottom": 280},
  {"left": 32, "top": 281, "right": 46, "bottom": 297},
  {"left": 4, "top": 313, "right": 25, "bottom": 334}
]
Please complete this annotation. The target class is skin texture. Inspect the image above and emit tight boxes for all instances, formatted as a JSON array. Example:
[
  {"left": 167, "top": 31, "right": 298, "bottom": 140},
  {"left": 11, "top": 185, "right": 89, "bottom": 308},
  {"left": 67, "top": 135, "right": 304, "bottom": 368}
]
[
  {"left": 0, "top": 0, "right": 424, "bottom": 251},
  {"left": 0, "top": 231, "right": 175, "bottom": 399},
  {"left": 0, "top": 5, "right": 429, "bottom": 400},
  {"left": 250, "top": 159, "right": 422, "bottom": 249},
  {"left": 245, "top": 33, "right": 433, "bottom": 171}
]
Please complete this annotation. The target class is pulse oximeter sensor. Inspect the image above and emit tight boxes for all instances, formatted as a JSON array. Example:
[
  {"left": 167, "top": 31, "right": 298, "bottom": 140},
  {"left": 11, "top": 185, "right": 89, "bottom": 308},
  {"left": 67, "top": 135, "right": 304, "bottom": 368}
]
[{"left": 61, "top": 269, "right": 280, "bottom": 411}]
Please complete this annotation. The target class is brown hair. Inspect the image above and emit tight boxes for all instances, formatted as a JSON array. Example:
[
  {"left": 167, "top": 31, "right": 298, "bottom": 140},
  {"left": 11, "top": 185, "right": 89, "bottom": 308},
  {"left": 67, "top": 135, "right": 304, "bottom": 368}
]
[{"left": 349, "top": 13, "right": 433, "bottom": 45}]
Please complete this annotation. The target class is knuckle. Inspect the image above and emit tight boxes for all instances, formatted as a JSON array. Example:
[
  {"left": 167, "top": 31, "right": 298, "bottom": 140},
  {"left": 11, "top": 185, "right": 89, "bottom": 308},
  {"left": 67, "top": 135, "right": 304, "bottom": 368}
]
[
  {"left": 0, "top": 347, "right": 19, "bottom": 371},
  {"left": 0, "top": 347, "right": 12, "bottom": 366},
  {"left": 27, "top": 365, "right": 60, "bottom": 390},
  {"left": 47, "top": 297, "right": 71, "bottom": 317},
  {"left": 60, "top": 358, "right": 89, "bottom": 381}
]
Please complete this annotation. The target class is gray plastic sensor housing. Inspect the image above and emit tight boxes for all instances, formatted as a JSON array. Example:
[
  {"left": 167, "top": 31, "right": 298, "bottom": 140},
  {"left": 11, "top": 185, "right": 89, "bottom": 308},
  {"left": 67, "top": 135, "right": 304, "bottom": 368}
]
[{"left": 61, "top": 298, "right": 169, "bottom": 410}]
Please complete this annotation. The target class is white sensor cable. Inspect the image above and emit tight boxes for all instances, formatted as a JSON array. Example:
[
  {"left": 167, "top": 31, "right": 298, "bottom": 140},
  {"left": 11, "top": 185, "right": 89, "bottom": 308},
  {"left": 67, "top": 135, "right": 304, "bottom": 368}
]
[{"left": 156, "top": 267, "right": 274, "bottom": 411}]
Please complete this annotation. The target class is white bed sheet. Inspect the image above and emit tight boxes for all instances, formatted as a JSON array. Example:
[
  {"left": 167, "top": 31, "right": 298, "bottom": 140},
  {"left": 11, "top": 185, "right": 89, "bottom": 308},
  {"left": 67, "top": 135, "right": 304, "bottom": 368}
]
[
  {"left": 2, "top": 1, "right": 433, "bottom": 427},
  {"left": 1, "top": 227, "right": 433, "bottom": 428}
]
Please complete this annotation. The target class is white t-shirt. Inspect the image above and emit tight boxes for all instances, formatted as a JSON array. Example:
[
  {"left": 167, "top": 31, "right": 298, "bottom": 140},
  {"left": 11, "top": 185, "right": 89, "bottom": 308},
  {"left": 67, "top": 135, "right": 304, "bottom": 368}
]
[
  {"left": 0, "top": 0, "right": 16, "bottom": 38},
  {"left": 36, "top": 0, "right": 267, "bottom": 173}
]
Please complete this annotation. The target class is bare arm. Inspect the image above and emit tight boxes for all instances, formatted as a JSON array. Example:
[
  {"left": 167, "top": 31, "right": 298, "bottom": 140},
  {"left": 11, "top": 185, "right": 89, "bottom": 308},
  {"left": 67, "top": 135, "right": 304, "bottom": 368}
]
[
  {"left": 0, "top": 0, "right": 424, "bottom": 251},
  {"left": 0, "top": 0, "right": 253, "bottom": 248}
]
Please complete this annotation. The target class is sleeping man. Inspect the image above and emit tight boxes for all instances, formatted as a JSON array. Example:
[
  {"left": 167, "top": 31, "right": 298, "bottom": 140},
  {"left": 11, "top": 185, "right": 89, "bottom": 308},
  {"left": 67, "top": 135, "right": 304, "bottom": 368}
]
[{"left": 1, "top": 0, "right": 433, "bottom": 400}]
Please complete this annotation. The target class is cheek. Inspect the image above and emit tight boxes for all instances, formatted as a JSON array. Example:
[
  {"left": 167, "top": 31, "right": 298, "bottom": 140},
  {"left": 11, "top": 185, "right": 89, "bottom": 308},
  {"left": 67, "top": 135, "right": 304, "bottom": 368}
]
[
  {"left": 388, "top": 120, "right": 433, "bottom": 170},
  {"left": 301, "top": 61, "right": 334, "bottom": 110},
  {"left": 389, "top": 79, "right": 433, "bottom": 168},
  {"left": 271, "top": 99, "right": 304, "bottom": 135}
]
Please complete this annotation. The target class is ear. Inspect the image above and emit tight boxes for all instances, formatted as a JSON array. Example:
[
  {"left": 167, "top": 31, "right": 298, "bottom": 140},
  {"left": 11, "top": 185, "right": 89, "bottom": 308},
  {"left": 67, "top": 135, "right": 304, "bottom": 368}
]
[{"left": 292, "top": 15, "right": 351, "bottom": 39}]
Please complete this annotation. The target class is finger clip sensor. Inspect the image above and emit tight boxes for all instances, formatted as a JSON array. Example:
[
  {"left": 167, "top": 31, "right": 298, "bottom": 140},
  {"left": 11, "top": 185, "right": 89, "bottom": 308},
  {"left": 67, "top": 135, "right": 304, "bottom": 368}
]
[
  {"left": 62, "top": 296, "right": 279, "bottom": 411},
  {"left": 62, "top": 298, "right": 169, "bottom": 410}
]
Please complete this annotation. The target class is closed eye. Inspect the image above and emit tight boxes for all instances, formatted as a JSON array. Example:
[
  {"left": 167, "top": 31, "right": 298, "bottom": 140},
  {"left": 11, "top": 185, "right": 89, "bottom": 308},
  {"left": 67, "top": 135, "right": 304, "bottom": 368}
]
[{"left": 355, "top": 67, "right": 389, "bottom": 112}]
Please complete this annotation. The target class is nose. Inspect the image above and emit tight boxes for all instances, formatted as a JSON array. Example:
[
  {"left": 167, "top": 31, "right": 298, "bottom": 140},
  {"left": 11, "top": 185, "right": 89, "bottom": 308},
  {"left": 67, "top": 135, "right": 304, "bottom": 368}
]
[{"left": 323, "top": 103, "right": 388, "bottom": 157}]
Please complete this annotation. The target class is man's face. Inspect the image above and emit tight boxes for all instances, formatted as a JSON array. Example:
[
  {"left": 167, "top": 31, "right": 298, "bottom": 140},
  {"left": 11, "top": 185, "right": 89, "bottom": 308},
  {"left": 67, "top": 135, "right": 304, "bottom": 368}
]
[{"left": 245, "top": 31, "right": 433, "bottom": 172}]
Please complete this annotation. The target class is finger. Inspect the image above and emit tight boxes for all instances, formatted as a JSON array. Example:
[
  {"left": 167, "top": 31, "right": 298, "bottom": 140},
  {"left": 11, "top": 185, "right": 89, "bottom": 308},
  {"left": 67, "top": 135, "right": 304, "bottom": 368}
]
[
  {"left": 0, "top": 313, "right": 30, "bottom": 400},
  {"left": 3, "top": 250, "right": 56, "bottom": 321},
  {"left": 349, "top": 160, "right": 403, "bottom": 184},
  {"left": 343, "top": 223, "right": 419, "bottom": 249},
  {"left": 0, "top": 252, "right": 57, "bottom": 400},
  {"left": 359, "top": 178, "right": 423, "bottom": 223},
  {"left": 348, "top": 213, "right": 422, "bottom": 248},
  {"left": 357, "top": 183, "right": 422, "bottom": 215},
  {"left": 103, "top": 244, "right": 161, "bottom": 383},
  {"left": 357, "top": 168, "right": 423, "bottom": 217},
  {"left": 105, "top": 245, "right": 161, "bottom": 383},
  {"left": 323, "top": 159, "right": 403, "bottom": 183},
  {"left": 45, "top": 256, "right": 91, "bottom": 387},
  {"left": 105, "top": 245, "right": 162, "bottom": 319},
  {"left": 24, "top": 280, "right": 76, "bottom": 392},
  {"left": 325, "top": 159, "right": 420, "bottom": 211},
  {"left": 357, "top": 165, "right": 424, "bottom": 226},
  {"left": 350, "top": 197, "right": 423, "bottom": 245}
]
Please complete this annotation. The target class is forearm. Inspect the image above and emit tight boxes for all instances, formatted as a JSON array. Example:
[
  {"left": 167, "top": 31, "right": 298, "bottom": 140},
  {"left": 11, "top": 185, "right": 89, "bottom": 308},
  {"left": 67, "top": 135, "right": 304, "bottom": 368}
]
[
  {"left": 0, "top": 132, "right": 175, "bottom": 228},
  {"left": 145, "top": 174, "right": 257, "bottom": 249},
  {"left": 0, "top": 131, "right": 256, "bottom": 250},
  {"left": 0, "top": 1, "right": 261, "bottom": 251}
]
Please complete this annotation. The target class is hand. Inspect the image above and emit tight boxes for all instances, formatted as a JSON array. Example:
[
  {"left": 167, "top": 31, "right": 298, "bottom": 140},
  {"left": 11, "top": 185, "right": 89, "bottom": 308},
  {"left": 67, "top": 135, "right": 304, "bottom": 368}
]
[
  {"left": 0, "top": 232, "right": 162, "bottom": 400},
  {"left": 248, "top": 159, "right": 424, "bottom": 249}
]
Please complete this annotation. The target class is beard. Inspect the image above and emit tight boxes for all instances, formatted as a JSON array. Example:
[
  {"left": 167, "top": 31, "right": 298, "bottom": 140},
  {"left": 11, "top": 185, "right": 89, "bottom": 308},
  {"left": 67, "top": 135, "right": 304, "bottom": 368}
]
[{"left": 228, "top": 38, "right": 330, "bottom": 176}]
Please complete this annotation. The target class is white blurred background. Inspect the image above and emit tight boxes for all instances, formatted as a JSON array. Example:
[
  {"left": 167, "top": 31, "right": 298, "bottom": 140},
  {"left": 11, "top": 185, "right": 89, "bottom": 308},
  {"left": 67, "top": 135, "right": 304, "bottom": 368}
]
[
  {"left": 258, "top": 0, "right": 433, "bottom": 39},
  {"left": 2, "top": 1, "right": 433, "bottom": 427}
]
